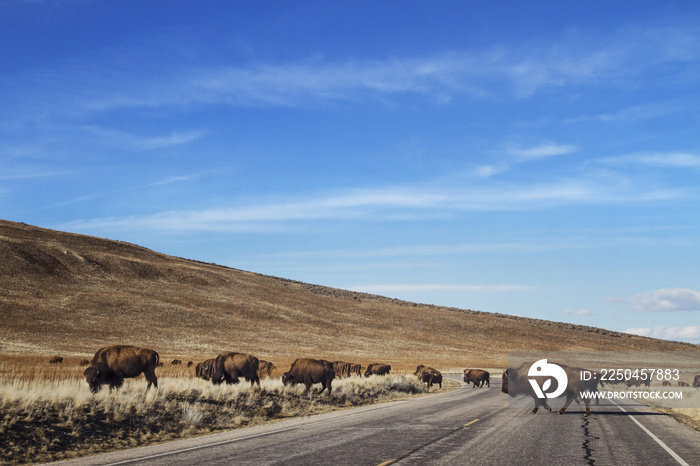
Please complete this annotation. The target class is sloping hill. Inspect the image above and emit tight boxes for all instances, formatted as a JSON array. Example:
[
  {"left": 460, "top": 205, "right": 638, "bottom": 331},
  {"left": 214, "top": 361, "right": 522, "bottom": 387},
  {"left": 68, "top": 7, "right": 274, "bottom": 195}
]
[{"left": 0, "top": 220, "right": 696, "bottom": 368}]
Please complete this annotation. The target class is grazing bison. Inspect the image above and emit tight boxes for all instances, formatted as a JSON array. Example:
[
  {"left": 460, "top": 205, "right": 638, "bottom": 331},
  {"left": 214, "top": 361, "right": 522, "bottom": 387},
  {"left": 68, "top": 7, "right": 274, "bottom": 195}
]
[
  {"left": 364, "top": 363, "right": 391, "bottom": 377},
  {"left": 49, "top": 356, "right": 63, "bottom": 364},
  {"left": 258, "top": 359, "right": 276, "bottom": 378},
  {"left": 349, "top": 363, "right": 362, "bottom": 377},
  {"left": 79, "top": 359, "right": 90, "bottom": 366},
  {"left": 463, "top": 369, "right": 490, "bottom": 388},
  {"left": 415, "top": 365, "right": 443, "bottom": 388},
  {"left": 693, "top": 375, "right": 700, "bottom": 388},
  {"left": 503, "top": 361, "right": 600, "bottom": 416},
  {"left": 333, "top": 361, "right": 351, "bottom": 378},
  {"left": 678, "top": 381, "right": 689, "bottom": 387},
  {"left": 83, "top": 345, "right": 159, "bottom": 393},
  {"left": 171, "top": 359, "right": 182, "bottom": 365},
  {"left": 282, "top": 358, "right": 335, "bottom": 397},
  {"left": 211, "top": 352, "right": 260, "bottom": 387},
  {"left": 195, "top": 358, "right": 216, "bottom": 381}
]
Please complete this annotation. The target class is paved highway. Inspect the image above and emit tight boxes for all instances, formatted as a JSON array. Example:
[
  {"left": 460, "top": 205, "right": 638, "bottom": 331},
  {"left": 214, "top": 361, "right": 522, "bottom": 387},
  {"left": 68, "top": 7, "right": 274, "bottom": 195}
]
[{"left": 57, "top": 375, "right": 700, "bottom": 465}]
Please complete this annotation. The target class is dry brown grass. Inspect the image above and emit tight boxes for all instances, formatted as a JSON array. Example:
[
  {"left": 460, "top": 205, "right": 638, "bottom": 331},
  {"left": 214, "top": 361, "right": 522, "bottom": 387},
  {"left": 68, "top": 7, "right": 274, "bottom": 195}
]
[{"left": 0, "top": 367, "right": 456, "bottom": 464}]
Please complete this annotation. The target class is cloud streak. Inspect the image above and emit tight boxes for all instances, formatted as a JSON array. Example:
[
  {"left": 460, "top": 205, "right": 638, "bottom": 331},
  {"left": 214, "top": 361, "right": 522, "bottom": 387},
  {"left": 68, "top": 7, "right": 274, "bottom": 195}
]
[
  {"left": 624, "top": 325, "right": 700, "bottom": 343},
  {"left": 613, "top": 288, "right": 700, "bottom": 312},
  {"left": 57, "top": 174, "right": 689, "bottom": 233}
]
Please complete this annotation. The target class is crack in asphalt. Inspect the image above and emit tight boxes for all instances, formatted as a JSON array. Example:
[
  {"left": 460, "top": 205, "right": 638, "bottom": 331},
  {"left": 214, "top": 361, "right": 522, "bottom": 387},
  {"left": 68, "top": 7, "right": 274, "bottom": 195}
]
[{"left": 581, "top": 414, "right": 600, "bottom": 465}]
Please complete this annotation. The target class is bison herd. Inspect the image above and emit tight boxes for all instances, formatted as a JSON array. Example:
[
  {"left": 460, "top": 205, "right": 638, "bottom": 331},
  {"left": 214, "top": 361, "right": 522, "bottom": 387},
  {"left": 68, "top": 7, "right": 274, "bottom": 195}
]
[
  {"left": 79, "top": 345, "right": 452, "bottom": 397},
  {"left": 75, "top": 346, "right": 697, "bottom": 416}
]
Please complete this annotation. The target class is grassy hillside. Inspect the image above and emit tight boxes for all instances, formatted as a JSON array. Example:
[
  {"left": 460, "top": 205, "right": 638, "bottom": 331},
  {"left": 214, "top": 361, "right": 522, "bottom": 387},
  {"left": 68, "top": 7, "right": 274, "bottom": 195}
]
[{"left": 1, "top": 220, "right": 696, "bottom": 369}]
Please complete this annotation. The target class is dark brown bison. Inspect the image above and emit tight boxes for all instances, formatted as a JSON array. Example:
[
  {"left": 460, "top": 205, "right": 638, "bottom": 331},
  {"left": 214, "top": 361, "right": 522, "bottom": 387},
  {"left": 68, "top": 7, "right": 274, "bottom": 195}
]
[
  {"left": 79, "top": 359, "right": 90, "bottom": 366},
  {"left": 83, "top": 345, "right": 159, "bottom": 393},
  {"left": 333, "top": 361, "right": 351, "bottom": 378},
  {"left": 195, "top": 358, "right": 216, "bottom": 381},
  {"left": 693, "top": 375, "right": 700, "bottom": 388},
  {"left": 187, "top": 361, "right": 194, "bottom": 367},
  {"left": 171, "top": 359, "right": 182, "bottom": 365},
  {"left": 463, "top": 369, "right": 490, "bottom": 388},
  {"left": 282, "top": 358, "right": 335, "bottom": 397},
  {"left": 415, "top": 365, "right": 442, "bottom": 388},
  {"left": 503, "top": 361, "right": 600, "bottom": 416},
  {"left": 662, "top": 381, "right": 672, "bottom": 386},
  {"left": 364, "top": 363, "right": 391, "bottom": 377},
  {"left": 349, "top": 363, "right": 362, "bottom": 377},
  {"left": 258, "top": 359, "right": 276, "bottom": 378},
  {"left": 678, "top": 381, "right": 689, "bottom": 387},
  {"left": 211, "top": 352, "right": 260, "bottom": 387},
  {"left": 49, "top": 356, "right": 63, "bottom": 364}
]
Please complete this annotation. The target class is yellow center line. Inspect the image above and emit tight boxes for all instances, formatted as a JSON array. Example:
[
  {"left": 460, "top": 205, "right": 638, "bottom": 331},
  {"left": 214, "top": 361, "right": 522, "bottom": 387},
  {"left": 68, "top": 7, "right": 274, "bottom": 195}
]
[
  {"left": 376, "top": 460, "right": 396, "bottom": 466},
  {"left": 464, "top": 418, "right": 480, "bottom": 427}
]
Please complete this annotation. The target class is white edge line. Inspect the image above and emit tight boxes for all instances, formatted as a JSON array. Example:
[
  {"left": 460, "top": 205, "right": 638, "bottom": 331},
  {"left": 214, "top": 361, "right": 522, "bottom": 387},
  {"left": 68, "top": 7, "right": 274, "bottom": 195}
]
[{"left": 612, "top": 400, "right": 690, "bottom": 466}]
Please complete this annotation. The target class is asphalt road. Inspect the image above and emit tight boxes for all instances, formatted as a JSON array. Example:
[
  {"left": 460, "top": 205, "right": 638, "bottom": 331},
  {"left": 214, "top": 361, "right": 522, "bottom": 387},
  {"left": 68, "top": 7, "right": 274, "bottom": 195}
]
[{"left": 56, "top": 375, "right": 700, "bottom": 465}]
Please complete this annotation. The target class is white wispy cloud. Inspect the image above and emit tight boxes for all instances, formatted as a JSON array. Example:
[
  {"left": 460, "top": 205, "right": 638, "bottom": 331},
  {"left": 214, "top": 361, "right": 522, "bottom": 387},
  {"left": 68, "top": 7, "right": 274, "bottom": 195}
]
[
  {"left": 509, "top": 143, "right": 578, "bottom": 161},
  {"left": 564, "top": 309, "right": 594, "bottom": 316},
  {"left": 612, "top": 288, "right": 700, "bottom": 312},
  {"left": 624, "top": 325, "right": 700, "bottom": 343},
  {"left": 81, "top": 126, "right": 206, "bottom": 151},
  {"left": 58, "top": 174, "right": 688, "bottom": 233},
  {"left": 600, "top": 152, "right": 700, "bottom": 168},
  {"left": 11, "top": 22, "right": 697, "bottom": 117}
]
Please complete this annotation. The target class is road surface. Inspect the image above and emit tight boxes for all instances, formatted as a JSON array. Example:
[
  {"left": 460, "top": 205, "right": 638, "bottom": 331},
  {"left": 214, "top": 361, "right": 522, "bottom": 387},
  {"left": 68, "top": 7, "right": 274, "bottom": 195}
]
[{"left": 56, "top": 375, "right": 700, "bottom": 465}]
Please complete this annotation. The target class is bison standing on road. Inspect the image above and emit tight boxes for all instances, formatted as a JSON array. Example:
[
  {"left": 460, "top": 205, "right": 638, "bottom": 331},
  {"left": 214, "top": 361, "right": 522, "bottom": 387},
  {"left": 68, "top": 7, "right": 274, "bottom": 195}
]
[
  {"left": 415, "top": 365, "right": 442, "bottom": 388},
  {"left": 364, "top": 363, "right": 391, "bottom": 377},
  {"left": 211, "top": 352, "right": 260, "bottom": 387},
  {"left": 503, "top": 361, "right": 600, "bottom": 416},
  {"left": 463, "top": 369, "right": 490, "bottom": 388},
  {"left": 83, "top": 345, "right": 159, "bottom": 393},
  {"left": 282, "top": 358, "right": 335, "bottom": 397}
]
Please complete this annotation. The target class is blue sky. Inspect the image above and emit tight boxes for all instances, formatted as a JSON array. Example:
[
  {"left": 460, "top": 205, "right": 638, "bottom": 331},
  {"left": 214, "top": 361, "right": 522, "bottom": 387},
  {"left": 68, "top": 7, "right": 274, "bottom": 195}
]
[{"left": 2, "top": 1, "right": 699, "bottom": 343}]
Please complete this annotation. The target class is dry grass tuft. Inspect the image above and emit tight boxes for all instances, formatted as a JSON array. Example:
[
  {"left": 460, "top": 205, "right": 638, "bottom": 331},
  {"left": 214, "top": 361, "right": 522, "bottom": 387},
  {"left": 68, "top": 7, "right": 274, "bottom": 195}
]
[{"left": 0, "top": 373, "right": 452, "bottom": 464}]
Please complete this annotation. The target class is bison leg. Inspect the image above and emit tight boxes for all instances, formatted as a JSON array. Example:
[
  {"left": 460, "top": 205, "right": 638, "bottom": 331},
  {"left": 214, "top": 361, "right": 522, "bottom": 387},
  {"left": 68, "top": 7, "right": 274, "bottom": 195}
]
[
  {"left": 325, "top": 380, "right": 332, "bottom": 397},
  {"left": 486, "top": 379, "right": 490, "bottom": 388},
  {"left": 145, "top": 368, "right": 158, "bottom": 391},
  {"left": 558, "top": 394, "right": 576, "bottom": 415}
]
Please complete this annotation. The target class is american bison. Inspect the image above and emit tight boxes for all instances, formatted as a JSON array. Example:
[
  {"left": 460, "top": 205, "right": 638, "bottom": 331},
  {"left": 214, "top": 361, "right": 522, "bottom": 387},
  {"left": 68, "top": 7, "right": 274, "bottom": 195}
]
[
  {"left": 171, "top": 359, "right": 182, "bottom": 365},
  {"left": 195, "top": 358, "right": 216, "bottom": 381},
  {"left": 211, "top": 352, "right": 260, "bottom": 387},
  {"left": 258, "top": 359, "right": 276, "bottom": 378},
  {"left": 662, "top": 381, "right": 672, "bottom": 387},
  {"left": 187, "top": 361, "right": 194, "bottom": 367},
  {"left": 349, "top": 363, "right": 362, "bottom": 377},
  {"left": 333, "top": 361, "right": 351, "bottom": 378},
  {"left": 79, "top": 359, "right": 90, "bottom": 366},
  {"left": 282, "top": 358, "right": 335, "bottom": 397},
  {"left": 693, "top": 375, "right": 700, "bottom": 388},
  {"left": 678, "top": 381, "right": 689, "bottom": 387},
  {"left": 415, "top": 365, "right": 442, "bottom": 388},
  {"left": 503, "top": 361, "right": 600, "bottom": 416},
  {"left": 49, "top": 356, "right": 63, "bottom": 364},
  {"left": 364, "top": 363, "right": 391, "bottom": 377},
  {"left": 463, "top": 369, "right": 490, "bottom": 388},
  {"left": 83, "top": 345, "right": 159, "bottom": 393}
]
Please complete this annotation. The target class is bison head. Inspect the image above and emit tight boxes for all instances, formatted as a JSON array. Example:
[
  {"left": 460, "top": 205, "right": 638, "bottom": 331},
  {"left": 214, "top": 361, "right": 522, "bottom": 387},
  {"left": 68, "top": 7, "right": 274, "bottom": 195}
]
[
  {"left": 83, "top": 365, "right": 107, "bottom": 393},
  {"left": 281, "top": 372, "right": 295, "bottom": 385},
  {"left": 413, "top": 365, "right": 425, "bottom": 376}
]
